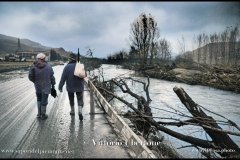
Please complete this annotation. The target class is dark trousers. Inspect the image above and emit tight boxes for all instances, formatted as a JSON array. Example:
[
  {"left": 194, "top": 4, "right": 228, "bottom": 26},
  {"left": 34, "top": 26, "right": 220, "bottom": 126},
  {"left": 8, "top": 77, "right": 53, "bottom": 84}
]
[
  {"left": 68, "top": 92, "right": 84, "bottom": 107},
  {"left": 36, "top": 92, "right": 49, "bottom": 106}
]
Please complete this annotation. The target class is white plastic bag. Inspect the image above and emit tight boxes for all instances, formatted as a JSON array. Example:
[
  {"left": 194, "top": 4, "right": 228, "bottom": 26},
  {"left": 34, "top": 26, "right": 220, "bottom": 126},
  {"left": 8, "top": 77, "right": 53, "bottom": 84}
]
[{"left": 74, "top": 62, "right": 86, "bottom": 78}]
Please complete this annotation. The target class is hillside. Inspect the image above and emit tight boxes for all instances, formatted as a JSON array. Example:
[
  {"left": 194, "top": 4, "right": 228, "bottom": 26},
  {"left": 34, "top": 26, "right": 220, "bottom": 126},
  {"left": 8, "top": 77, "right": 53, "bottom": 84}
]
[
  {"left": 0, "top": 34, "right": 51, "bottom": 55},
  {"left": 0, "top": 34, "right": 71, "bottom": 59},
  {"left": 52, "top": 47, "right": 71, "bottom": 59}
]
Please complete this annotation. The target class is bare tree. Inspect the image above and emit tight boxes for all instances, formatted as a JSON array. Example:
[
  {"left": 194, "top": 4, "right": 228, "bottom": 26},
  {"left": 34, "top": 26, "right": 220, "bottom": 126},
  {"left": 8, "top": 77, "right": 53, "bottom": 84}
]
[
  {"left": 220, "top": 29, "right": 228, "bottom": 65},
  {"left": 129, "top": 13, "right": 160, "bottom": 67},
  {"left": 177, "top": 35, "right": 186, "bottom": 55},
  {"left": 157, "top": 38, "right": 172, "bottom": 61},
  {"left": 197, "top": 34, "right": 203, "bottom": 64},
  {"left": 148, "top": 16, "right": 160, "bottom": 65},
  {"left": 209, "top": 34, "right": 215, "bottom": 65},
  {"left": 229, "top": 25, "right": 239, "bottom": 66},
  {"left": 214, "top": 33, "right": 219, "bottom": 64},
  {"left": 184, "top": 24, "right": 239, "bottom": 67},
  {"left": 202, "top": 33, "right": 209, "bottom": 64}
]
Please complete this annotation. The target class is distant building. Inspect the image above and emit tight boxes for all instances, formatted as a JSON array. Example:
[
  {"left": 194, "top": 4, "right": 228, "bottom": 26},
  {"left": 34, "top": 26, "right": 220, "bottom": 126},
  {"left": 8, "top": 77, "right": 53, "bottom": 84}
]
[
  {"left": 13, "top": 38, "right": 50, "bottom": 61},
  {"left": 0, "top": 57, "right": 5, "bottom": 61},
  {"left": 15, "top": 50, "right": 50, "bottom": 61}
]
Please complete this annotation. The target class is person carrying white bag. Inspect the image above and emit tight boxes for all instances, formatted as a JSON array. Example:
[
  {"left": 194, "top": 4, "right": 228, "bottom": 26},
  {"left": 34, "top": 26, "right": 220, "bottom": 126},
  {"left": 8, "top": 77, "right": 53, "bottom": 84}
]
[
  {"left": 74, "top": 59, "right": 86, "bottom": 78},
  {"left": 58, "top": 49, "right": 87, "bottom": 121}
]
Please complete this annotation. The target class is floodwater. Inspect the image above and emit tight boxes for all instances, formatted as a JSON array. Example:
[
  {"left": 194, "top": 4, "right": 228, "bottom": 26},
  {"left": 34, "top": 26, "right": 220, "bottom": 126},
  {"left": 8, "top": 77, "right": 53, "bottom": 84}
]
[
  {"left": 94, "top": 64, "right": 240, "bottom": 158},
  {"left": 0, "top": 64, "right": 130, "bottom": 158}
]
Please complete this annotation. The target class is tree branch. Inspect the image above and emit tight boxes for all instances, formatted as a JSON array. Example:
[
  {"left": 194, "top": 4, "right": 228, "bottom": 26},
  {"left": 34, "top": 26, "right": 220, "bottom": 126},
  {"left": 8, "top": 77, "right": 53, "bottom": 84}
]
[{"left": 97, "top": 86, "right": 218, "bottom": 149}]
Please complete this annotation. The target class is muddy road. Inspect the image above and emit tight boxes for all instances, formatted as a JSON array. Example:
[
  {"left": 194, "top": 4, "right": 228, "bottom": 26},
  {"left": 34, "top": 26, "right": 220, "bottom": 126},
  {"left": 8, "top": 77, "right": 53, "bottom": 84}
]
[{"left": 0, "top": 65, "right": 130, "bottom": 158}]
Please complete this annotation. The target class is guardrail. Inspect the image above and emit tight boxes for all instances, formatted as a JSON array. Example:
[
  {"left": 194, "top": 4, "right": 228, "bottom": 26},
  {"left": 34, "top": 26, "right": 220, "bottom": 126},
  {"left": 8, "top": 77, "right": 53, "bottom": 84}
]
[{"left": 86, "top": 79, "right": 157, "bottom": 158}]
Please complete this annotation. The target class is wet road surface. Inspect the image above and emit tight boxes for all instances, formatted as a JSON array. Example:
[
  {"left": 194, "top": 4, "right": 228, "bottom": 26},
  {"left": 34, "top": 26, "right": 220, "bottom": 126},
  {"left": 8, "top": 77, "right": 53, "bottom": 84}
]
[{"left": 0, "top": 65, "right": 130, "bottom": 158}]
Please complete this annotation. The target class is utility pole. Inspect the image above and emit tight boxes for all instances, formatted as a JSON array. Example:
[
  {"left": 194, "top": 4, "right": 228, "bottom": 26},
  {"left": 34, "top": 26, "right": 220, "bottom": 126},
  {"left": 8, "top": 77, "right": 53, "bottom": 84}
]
[
  {"left": 17, "top": 38, "right": 21, "bottom": 50},
  {"left": 78, "top": 48, "right": 80, "bottom": 62}
]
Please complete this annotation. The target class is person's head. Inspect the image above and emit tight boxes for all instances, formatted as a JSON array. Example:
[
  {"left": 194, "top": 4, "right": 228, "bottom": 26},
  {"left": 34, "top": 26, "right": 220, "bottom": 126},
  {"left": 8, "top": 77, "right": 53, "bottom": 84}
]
[
  {"left": 36, "top": 53, "right": 46, "bottom": 61},
  {"left": 69, "top": 53, "right": 77, "bottom": 61}
]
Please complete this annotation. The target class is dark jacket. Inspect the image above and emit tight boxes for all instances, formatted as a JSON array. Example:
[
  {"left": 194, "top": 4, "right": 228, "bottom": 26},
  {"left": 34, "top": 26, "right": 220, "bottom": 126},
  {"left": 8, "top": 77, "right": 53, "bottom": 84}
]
[
  {"left": 29, "top": 61, "right": 56, "bottom": 94},
  {"left": 58, "top": 60, "right": 85, "bottom": 93}
]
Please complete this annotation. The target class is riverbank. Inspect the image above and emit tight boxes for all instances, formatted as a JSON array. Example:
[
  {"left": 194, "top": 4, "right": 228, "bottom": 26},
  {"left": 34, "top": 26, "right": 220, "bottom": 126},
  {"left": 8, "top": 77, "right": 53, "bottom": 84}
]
[
  {"left": 0, "top": 61, "right": 64, "bottom": 73},
  {"left": 0, "top": 61, "right": 63, "bottom": 82},
  {"left": 122, "top": 63, "right": 240, "bottom": 94},
  {"left": 0, "top": 61, "right": 33, "bottom": 73}
]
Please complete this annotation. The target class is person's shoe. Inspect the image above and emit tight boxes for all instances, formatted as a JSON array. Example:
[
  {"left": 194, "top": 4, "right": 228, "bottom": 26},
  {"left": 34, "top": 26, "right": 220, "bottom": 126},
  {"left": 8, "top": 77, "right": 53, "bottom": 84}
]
[
  {"left": 41, "top": 105, "right": 48, "bottom": 120},
  {"left": 37, "top": 114, "right": 41, "bottom": 118},
  {"left": 41, "top": 114, "right": 48, "bottom": 120},
  {"left": 70, "top": 110, "right": 75, "bottom": 115},
  {"left": 70, "top": 106, "right": 75, "bottom": 115},
  {"left": 79, "top": 113, "right": 83, "bottom": 121}
]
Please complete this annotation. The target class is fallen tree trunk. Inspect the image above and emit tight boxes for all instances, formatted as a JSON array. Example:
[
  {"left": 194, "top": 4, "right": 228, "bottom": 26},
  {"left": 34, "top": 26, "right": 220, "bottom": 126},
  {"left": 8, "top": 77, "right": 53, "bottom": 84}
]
[
  {"left": 97, "top": 86, "right": 219, "bottom": 148},
  {"left": 173, "top": 86, "right": 240, "bottom": 158}
]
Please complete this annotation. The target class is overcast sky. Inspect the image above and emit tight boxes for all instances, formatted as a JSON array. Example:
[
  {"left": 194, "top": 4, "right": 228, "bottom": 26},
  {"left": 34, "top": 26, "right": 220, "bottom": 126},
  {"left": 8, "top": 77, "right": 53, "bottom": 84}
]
[{"left": 0, "top": 2, "right": 239, "bottom": 58}]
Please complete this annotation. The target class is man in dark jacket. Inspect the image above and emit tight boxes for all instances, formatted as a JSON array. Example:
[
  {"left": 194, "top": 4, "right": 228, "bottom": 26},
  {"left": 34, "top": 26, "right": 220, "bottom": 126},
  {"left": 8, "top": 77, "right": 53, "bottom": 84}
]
[
  {"left": 29, "top": 53, "right": 56, "bottom": 120},
  {"left": 58, "top": 53, "right": 86, "bottom": 121}
]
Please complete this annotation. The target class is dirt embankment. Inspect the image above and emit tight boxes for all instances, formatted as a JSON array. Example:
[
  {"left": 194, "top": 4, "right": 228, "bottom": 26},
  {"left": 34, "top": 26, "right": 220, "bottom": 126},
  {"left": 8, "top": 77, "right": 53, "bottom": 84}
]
[
  {"left": 146, "top": 67, "right": 240, "bottom": 93},
  {"left": 123, "top": 64, "right": 240, "bottom": 94}
]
